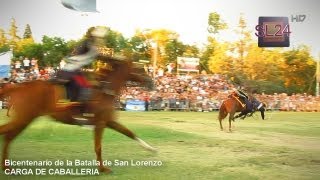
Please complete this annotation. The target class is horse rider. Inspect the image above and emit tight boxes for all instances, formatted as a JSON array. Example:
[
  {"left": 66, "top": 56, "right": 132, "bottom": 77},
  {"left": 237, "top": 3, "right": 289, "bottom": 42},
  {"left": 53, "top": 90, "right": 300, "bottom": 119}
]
[
  {"left": 234, "top": 88, "right": 248, "bottom": 100},
  {"left": 57, "top": 26, "right": 108, "bottom": 103},
  {"left": 232, "top": 88, "right": 254, "bottom": 118}
]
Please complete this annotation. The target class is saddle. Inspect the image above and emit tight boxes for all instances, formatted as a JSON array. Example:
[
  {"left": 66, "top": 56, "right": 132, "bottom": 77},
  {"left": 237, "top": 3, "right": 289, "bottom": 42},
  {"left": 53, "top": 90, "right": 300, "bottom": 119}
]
[
  {"left": 230, "top": 93, "right": 246, "bottom": 108},
  {"left": 48, "top": 78, "right": 88, "bottom": 120},
  {"left": 234, "top": 93, "right": 255, "bottom": 114}
]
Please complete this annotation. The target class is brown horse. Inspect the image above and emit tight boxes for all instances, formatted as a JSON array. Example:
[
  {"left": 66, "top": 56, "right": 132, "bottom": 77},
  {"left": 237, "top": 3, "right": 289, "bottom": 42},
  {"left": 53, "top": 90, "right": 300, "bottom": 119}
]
[
  {"left": 218, "top": 94, "right": 265, "bottom": 132},
  {"left": 0, "top": 57, "right": 156, "bottom": 173}
]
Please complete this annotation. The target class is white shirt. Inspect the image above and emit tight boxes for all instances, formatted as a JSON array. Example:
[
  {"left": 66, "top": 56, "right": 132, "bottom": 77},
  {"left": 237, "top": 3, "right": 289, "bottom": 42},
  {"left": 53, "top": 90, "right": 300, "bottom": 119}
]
[
  {"left": 15, "top": 61, "right": 21, "bottom": 68},
  {"left": 23, "top": 59, "right": 30, "bottom": 67},
  {"left": 63, "top": 48, "right": 98, "bottom": 71},
  {"left": 60, "top": 60, "right": 66, "bottom": 69}
]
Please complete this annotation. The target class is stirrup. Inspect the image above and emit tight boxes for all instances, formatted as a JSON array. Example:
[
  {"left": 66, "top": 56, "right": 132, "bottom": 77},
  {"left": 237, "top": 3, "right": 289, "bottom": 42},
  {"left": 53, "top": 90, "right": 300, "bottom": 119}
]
[
  {"left": 56, "top": 101, "right": 83, "bottom": 106},
  {"left": 72, "top": 116, "right": 88, "bottom": 121},
  {"left": 56, "top": 101, "right": 84, "bottom": 111}
]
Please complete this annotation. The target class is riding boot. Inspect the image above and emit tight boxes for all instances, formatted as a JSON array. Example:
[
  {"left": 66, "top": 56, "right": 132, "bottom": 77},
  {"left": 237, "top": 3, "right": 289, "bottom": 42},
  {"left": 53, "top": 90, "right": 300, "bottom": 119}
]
[
  {"left": 79, "top": 88, "right": 91, "bottom": 102},
  {"left": 72, "top": 87, "right": 94, "bottom": 121},
  {"left": 69, "top": 82, "right": 80, "bottom": 102},
  {"left": 78, "top": 87, "right": 92, "bottom": 114}
]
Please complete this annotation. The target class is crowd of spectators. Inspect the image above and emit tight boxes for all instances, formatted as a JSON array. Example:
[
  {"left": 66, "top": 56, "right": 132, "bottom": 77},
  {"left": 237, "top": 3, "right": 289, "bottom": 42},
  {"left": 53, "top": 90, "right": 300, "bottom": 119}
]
[
  {"left": 120, "top": 73, "right": 232, "bottom": 111},
  {"left": 120, "top": 72, "right": 320, "bottom": 112},
  {"left": 2, "top": 59, "right": 320, "bottom": 112},
  {"left": 8, "top": 57, "right": 57, "bottom": 82},
  {"left": 256, "top": 93, "right": 320, "bottom": 112}
]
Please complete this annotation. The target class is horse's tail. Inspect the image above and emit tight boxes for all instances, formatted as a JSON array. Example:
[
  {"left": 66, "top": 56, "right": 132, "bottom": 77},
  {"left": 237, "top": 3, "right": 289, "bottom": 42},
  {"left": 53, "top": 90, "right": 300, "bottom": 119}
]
[{"left": 218, "top": 101, "right": 228, "bottom": 121}]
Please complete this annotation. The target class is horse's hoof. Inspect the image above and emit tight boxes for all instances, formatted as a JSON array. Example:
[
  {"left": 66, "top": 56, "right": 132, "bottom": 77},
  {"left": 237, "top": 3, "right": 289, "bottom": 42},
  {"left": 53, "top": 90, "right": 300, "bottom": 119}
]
[
  {"left": 135, "top": 137, "right": 157, "bottom": 152},
  {"left": 99, "top": 167, "right": 112, "bottom": 174}
]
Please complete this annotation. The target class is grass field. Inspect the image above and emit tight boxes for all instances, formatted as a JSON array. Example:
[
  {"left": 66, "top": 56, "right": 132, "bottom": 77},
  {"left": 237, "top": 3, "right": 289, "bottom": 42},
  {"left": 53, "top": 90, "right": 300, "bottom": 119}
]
[{"left": 0, "top": 110, "right": 319, "bottom": 180}]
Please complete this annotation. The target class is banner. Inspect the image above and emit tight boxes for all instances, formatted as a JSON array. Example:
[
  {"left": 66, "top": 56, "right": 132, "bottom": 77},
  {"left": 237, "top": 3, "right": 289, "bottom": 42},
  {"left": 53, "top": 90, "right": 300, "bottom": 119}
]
[
  {"left": 0, "top": 51, "right": 12, "bottom": 78},
  {"left": 125, "top": 100, "right": 146, "bottom": 111},
  {"left": 177, "top": 57, "right": 200, "bottom": 72}
]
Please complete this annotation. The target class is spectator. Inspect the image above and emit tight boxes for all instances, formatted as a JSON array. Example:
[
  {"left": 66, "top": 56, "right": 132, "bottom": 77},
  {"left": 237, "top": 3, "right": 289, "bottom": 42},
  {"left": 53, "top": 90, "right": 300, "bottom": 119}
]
[
  {"left": 23, "top": 57, "right": 30, "bottom": 70},
  {"left": 31, "top": 58, "right": 38, "bottom": 67},
  {"left": 14, "top": 61, "right": 21, "bottom": 70}
]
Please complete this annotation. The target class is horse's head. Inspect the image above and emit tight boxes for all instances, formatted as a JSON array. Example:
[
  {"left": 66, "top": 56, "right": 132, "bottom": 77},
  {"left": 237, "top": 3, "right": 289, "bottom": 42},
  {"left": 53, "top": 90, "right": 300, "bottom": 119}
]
[
  {"left": 95, "top": 56, "right": 154, "bottom": 94},
  {"left": 251, "top": 97, "right": 266, "bottom": 120},
  {"left": 127, "top": 63, "right": 155, "bottom": 91}
]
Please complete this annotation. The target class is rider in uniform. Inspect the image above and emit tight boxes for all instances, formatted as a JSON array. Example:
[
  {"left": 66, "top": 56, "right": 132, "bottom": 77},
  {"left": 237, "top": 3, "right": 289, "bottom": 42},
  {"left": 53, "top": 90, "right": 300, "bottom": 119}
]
[
  {"left": 233, "top": 87, "right": 254, "bottom": 118},
  {"left": 57, "top": 27, "right": 108, "bottom": 102},
  {"left": 234, "top": 88, "right": 249, "bottom": 100}
]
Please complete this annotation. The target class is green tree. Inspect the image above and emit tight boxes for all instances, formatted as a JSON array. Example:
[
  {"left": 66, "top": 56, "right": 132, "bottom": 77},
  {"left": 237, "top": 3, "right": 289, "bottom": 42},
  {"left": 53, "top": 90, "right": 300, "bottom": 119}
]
[
  {"left": 41, "top": 36, "right": 69, "bottom": 67},
  {"left": 282, "top": 46, "right": 316, "bottom": 94},
  {"left": 0, "top": 28, "right": 10, "bottom": 53},
  {"left": 144, "top": 29, "right": 181, "bottom": 67},
  {"left": 0, "top": 45, "right": 10, "bottom": 53},
  {"left": 208, "top": 42, "right": 232, "bottom": 75},
  {"left": 182, "top": 44, "right": 199, "bottom": 58},
  {"left": 234, "top": 13, "right": 252, "bottom": 63},
  {"left": 9, "top": 18, "right": 20, "bottom": 47},
  {"left": 104, "top": 28, "right": 128, "bottom": 54},
  {"left": 66, "top": 39, "right": 80, "bottom": 54},
  {"left": 164, "top": 39, "right": 185, "bottom": 65},
  {"left": 207, "top": 12, "right": 227, "bottom": 34},
  {"left": 242, "top": 43, "right": 286, "bottom": 93},
  {"left": 202, "top": 12, "right": 228, "bottom": 73},
  {"left": 14, "top": 43, "right": 44, "bottom": 62},
  {"left": 226, "top": 13, "right": 255, "bottom": 87},
  {"left": 15, "top": 38, "right": 34, "bottom": 52},
  {"left": 23, "top": 24, "right": 33, "bottom": 39},
  {"left": 0, "top": 28, "right": 7, "bottom": 46},
  {"left": 128, "top": 30, "right": 152, "bottom": 61},
  {"left": 200, "top": 37, "right": 216, "bottom": 73},
  {"left": 12, "top": 38, "right": 36, "bottom": 61}
]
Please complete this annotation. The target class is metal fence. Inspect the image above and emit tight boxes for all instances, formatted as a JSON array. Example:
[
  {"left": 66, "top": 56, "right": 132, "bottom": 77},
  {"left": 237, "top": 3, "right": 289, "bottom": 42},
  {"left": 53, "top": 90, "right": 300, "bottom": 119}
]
[
  {"left": 2, "top": 98, "right": 318, "bottom": 112},
  {"left": 124, "top": 99, "right": 320, "bottom": 112},
  {"left": 149, "top": 99, "right": 220, "bottom": 112}
]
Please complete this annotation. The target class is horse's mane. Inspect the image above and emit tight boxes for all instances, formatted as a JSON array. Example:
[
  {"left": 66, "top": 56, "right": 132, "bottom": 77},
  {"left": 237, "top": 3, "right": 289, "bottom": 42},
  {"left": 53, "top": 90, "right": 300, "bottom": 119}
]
[{"left": 94, "top": 58, "right": 153, "bottom": 90}]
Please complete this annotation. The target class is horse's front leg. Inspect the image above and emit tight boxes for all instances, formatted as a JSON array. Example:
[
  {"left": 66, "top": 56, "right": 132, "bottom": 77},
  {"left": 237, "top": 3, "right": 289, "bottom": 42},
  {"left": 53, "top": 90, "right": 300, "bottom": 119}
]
[
  {"left": 94, "top": 124, "right": 111, "bottom": 173},
  {"left": 247, "top": 111, "right": 254, "bottom": 117},
  {"left": 240, "top": 114, "right": 247, "bottom": 120},
  {"left": 234, "top": 113, "right": 241, "bottom": 120},
  {"left": 235, "top": 111, "right": 246, "bottom": 120},
  {"left": 107, "top": 121, "right": 156, "bottom": 152}
]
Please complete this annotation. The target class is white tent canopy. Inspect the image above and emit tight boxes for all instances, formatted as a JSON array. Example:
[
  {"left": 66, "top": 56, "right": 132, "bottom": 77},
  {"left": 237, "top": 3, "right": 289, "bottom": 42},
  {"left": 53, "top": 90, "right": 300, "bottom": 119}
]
[
  {"left": 0, "top": 51, "right": 12, "bottom": 78},
  {"left": 60, "top": 0, "right": 98, "bottom": 12}
]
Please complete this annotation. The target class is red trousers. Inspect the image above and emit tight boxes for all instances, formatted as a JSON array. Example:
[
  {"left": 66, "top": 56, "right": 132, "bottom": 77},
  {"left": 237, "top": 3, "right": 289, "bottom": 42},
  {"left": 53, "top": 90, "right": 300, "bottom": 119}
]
[{"left": 73, "top": 75, "right": 91, "bottom": 88}]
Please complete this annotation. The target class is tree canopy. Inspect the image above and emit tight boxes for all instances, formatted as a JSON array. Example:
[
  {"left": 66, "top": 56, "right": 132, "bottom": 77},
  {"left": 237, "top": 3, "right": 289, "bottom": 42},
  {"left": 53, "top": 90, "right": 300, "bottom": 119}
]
[{"left": 0, "top": 16, "right": 317, "bottom": 95}]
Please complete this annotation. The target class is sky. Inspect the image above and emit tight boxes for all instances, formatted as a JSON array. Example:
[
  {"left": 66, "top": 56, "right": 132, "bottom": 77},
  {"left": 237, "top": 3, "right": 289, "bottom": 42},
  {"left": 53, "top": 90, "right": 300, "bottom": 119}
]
[{"left": 0, "top": 0, "right": 319, "bottom": 57}]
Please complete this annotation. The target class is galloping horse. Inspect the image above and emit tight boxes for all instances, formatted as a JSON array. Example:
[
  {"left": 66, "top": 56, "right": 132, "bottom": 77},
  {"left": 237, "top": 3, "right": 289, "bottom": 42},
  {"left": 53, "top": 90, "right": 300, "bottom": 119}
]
[
  {"left": 218, "top": 93, "right": 266, "bottom": 132},
  {"left": 0, "top": 57, "right": 155, "bottom": 173}
]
